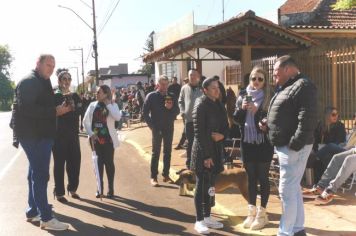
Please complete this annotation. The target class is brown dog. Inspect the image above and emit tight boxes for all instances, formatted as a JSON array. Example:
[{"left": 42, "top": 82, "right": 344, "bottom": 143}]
[{"left": 175, "top": 167, "right": 249, "bottom": 202}]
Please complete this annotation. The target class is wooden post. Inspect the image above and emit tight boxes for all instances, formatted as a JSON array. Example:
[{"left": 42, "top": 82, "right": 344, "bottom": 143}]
[
  {"left": 331, "top": 50, "right": 337, "bottom": 107},
  {"left": 241, "top": 45, "right": 252, "bottom": 80},
  {"left": 195, "top": 60, "right": 202, "bottom": 75}
]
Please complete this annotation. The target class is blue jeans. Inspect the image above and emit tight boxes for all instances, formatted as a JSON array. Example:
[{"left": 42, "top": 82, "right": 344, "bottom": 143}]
[
  {"left": 275, "top": 144, "right": 312, "bottom": 236},
  {"left": 20, "top": 138, "right": 54, "bottom": 222}
]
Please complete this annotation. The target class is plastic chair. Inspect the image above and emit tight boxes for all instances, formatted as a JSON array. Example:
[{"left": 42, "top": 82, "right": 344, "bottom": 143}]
[{"left": 342, "top": 171, "right": 356, "bottom": 193}]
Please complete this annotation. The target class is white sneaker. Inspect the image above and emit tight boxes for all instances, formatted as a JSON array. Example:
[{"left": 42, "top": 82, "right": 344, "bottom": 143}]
[
  {"left": 204, "top": 216, "right": 223, "bottom": 229},
  {"left": 250, "top": 206, "right": 269, "bottom": 230},
  {"left": 40, "top": 218, "right": 69, "bottom": 231},
  {"left": 194, "top": 221, "right": 210, "bottom": 234},
  {"left": 26, "top": 214, "right": 40, "bottom": 223},
  {"left": 242, "top": 204, "right": 256, "bottom": 228}
]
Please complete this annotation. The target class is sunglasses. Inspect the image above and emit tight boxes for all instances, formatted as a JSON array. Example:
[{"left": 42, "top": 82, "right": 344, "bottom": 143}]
[
  {"left": 251, "top": 77, "right": 264, "bottom": 82},
  {"left": 331, "top": 112, "right": 338, "bottom": 117}
]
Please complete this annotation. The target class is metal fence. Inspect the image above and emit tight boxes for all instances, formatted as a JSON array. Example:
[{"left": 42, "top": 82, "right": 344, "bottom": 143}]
[{"left": 225, "top": 45, "right": 356, "bottom": 129}]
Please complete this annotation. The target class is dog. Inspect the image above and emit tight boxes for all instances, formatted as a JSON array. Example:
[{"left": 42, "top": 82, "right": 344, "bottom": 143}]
[{"left": 175, "top": 167, "right": 249, "bottom": 202}]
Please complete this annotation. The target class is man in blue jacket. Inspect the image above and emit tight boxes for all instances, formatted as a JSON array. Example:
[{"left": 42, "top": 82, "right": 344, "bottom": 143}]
[{"left": 143, "top": 75, "right": 180, "bottom": 186}]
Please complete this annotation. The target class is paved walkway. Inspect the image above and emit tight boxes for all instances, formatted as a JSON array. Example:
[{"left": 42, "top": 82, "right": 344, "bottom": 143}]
[{"left": 121, "top": 118, "right": 356, "bottom": 236}]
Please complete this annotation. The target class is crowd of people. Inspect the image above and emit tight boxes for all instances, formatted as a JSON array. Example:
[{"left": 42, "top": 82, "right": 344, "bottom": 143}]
[{"left": 10, "top": 53, "right": 356, "bottom": 235}]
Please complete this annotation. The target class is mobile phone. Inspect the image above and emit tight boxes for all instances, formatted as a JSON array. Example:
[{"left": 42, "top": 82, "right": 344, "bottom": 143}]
[{"left": 246, "top": 95, "right": 252, "bottom": 103}]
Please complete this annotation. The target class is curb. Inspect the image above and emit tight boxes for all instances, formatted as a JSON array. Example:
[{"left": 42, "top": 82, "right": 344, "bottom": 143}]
[
  {"left": 124, "top": 138, "right": 276, "bottom": 235},
  {"left": 124, "top": 139, "right": 243, "bottom": 224}
]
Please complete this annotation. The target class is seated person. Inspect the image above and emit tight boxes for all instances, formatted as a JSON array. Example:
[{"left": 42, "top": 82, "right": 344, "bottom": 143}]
[
  {"left": 303, "top": 148, "right": 356, "bottom": 204},
  {"left": 310, "top": 107, "right": 346, "bottom": 183}
]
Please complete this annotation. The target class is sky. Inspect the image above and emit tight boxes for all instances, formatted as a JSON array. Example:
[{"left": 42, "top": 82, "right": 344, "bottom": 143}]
[{"left": 0, "top": 0, "right": 286, "bottom": 86}]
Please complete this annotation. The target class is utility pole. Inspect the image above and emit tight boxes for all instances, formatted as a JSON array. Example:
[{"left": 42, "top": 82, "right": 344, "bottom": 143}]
[
  {"left": 58, "top": 2, "right": 99, "bottom": 87},
  {"left": 92, "top": 0, "right": 99, "bottom": 86},
  {"left": 69, "top": 48, "right": 85, "bottom": 93}
]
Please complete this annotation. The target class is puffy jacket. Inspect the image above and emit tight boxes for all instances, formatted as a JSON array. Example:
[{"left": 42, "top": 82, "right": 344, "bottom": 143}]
[
  {"left": 14, "top": 70, "right": 56, "bottom": 140},
  {"left": 267, "top": 74, "right": 318, "bottom": 151},
  {"left": 190, "top": 95, "right": 229, "bottom": 174}
]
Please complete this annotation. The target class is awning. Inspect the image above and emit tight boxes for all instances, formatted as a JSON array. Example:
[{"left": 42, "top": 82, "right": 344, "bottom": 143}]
[{"left": 143, "top": 10, "right": 316, "bottom": 63}]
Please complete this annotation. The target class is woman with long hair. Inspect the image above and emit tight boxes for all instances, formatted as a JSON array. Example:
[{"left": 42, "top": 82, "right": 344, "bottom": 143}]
[
  {"left": 83, "top": 85, "right": 121, "bottom": 198},
  {"left": 310, "top": 106, "right": 346, "bottom": 183},
  {"left": 233, "top": 66, "right": 274, "bottom": 230}
]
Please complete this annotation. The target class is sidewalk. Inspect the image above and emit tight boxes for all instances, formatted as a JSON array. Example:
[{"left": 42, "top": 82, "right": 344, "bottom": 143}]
[{"left": 121, "top": 119, "right": 356, "bottom": 236}]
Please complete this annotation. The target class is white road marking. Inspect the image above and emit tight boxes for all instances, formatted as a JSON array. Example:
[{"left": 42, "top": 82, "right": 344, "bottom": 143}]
[{"left": 0, "top": 148, "right": 22, "bottom": 181}]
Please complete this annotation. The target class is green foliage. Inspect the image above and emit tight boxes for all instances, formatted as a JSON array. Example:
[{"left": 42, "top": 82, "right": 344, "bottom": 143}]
[
  {"left": 0, "top": 45, "right": 13, "bottom": 76},
  {"left": 0, "top": 73, "right": 14, "bottom": 111},
  {"left": 332, "top": 0, "right": 356, "bottom": 10},
  {"left": 138, "top": 31, "right": 155, "bottom": 77}
]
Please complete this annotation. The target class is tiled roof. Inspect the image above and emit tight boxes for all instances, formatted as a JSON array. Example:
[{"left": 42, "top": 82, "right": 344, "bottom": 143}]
[
  {"left": 281, "top": 0, "right": 356, "bottom": 29},
  {"left": 280, "top": 0, "right": 322, "bottom": 14},
  {"left": 306, "top": 0, "right": 356, "bottom": 27}
]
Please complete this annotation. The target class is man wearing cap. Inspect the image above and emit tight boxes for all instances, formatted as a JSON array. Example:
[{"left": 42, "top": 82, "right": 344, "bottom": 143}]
[
  {"left": 179, "top": 69, "right": 203, "bottom": 169},
  {"left": 143, "top": 75, "right": 180, "bottom": 186}
]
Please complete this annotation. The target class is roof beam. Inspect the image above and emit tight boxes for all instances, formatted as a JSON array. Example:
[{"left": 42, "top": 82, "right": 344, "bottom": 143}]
[{"left": 202, "top": 45, "right": 299, "bottom": 49}]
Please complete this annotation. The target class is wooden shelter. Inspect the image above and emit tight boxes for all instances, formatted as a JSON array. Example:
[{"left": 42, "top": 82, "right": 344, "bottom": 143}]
[{"left": 143, "top": 10, "right": 315, "bottom": 79}]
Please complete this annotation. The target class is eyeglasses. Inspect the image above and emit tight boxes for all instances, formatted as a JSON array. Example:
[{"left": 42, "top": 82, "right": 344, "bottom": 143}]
[
  {"left": 251, "top": 77, "right": 264, "bottom": 82},
  {"left": 331, "top": 112, "right": 338, "bottom": 117}
]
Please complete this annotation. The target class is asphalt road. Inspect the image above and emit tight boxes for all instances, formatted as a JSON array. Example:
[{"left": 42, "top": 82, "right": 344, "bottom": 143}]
[
  {"left": 0, "top": 128, "right": 238, "bottom": 235},
  {"left": 0, "top": 111, "right": 21, "bottom": 182}
]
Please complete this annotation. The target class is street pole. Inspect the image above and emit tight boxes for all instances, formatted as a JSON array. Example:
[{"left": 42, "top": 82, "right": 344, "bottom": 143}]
[
  {"left": 92, "top": 0, "right": 99, "bottom": 86},
  {"left": 69, "top": 48, "right": 85, "bottom": 93},
  {"left": 58, "top": 3, "right": 99, "bottom": 88}
]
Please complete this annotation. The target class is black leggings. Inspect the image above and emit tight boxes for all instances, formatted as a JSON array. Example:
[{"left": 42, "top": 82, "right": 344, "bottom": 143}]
[
  {"left": 194, "top": 171, "right": 215, "bottom": 221},
  {"left": 244, "top": 162, "right": 271, "bottom": 208},
  {"left": 95, "top": 143, "right": 115, "bottom": 194}
]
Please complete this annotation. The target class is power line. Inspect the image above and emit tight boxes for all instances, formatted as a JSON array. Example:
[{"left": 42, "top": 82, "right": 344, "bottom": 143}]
[
  {"left": 98, "top": 0, "right": 121, "bottom": 36},
  {"left": 98, "top": 0, "right": 116, "bottom": 30}
]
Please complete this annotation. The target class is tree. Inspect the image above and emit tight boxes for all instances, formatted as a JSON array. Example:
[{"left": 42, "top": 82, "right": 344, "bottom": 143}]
[
  {"left": 0, "top": 72, "right": 14, "bottom": 110},
  {"left": 0, "top": 45, "right": 14, "bottom": 110},
  {"left": 332, "top": 0, "right": 356, "bottom": 10},
  {"left": 0, "top": 45, "right": 13, "bottom": 77},
  {"left": 138, "top": 31, "right": 155, "bottom": 77}
]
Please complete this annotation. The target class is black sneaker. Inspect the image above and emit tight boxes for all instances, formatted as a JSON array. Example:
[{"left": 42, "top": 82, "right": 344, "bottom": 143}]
[{"left": 294, "top": 229, "right": 306, "bottom": 236}]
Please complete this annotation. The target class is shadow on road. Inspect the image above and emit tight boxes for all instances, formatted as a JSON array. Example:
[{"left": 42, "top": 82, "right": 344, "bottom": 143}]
[
  {"left": 48, "top": 212, "right": 135, "bottom": 236},
  {"left": 64, "top": 197, "right": 194, "bottom": 235}
]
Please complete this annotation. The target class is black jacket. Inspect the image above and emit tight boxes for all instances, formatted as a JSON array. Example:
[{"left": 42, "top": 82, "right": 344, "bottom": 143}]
[
  {"left": 54, "top": 91, "right": 81, "bottom": 138},
  {"left": 313, "top": 120, "right": 346, "bottom": 151},
  {"left": 190, "top": 95, "right": 229, "bottom": 174},
  {"left": 13, "top": 70, "right": 56, "bottom": 140},
  {"left": 233, "top": 89, "right": 269, "bottom": 139},
  {"left": 233, "top": 89, "right": 273, "bottom": 162},
  {"left": 267, "top": 73, "right": 318, "bottom": 151},
  {"left": 143, "top": 91, "right": 179, "bottom": 130}
]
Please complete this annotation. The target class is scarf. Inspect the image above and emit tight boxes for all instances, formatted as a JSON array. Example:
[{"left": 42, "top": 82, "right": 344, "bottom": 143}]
[{"left": 243, "top": 85, "right": 265, "bottom": 144}]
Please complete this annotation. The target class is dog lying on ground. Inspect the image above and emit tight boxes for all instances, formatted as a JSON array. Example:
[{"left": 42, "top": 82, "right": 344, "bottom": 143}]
[{"left": 175, "top": 167, "right": 249, "bottom": 202}]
